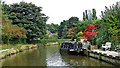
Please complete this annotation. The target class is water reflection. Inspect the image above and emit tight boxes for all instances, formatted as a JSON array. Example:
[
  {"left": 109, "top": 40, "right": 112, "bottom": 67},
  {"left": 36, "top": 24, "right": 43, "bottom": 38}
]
[
  {"left": 1, "top": 45, "right": 112, "bottom": 66},
  {"left": 46, "top": 46, "right": 69, "bottom": 66},
  {"left": 2, "top": 47, "right": 47, "bottom": 66},
  {"left": 60, "top": 55, "right": 112, "bottom": 66},
  {"left": 46, "top": 45, "right": 112, "bottom": 66}
]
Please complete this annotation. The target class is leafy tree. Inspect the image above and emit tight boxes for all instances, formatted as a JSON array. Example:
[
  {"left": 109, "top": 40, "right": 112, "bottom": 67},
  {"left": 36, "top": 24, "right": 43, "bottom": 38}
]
[
  {"left": 2, "top": 13, "right": 26, "bottom": 44},
  {"left": 85, "top": 10, "right": 88, "bottom": 20},
  {"left": 67, "top": 27, "right": 77, "bottom": 39},
  {"left": 58, "top": 20, "right": 69, "bottom": 38},
  {"left": 62, "top": 25, "right": 68, "bottom": 38},
  {"left": 83, "top": 12, "right": 86, "bottom": 20},
  {"left": 1, "top": 1, "right": 10, "bottom": 15},
  {"left": 88, "top": 10, "right": 92, "bottom": 20},
  {"left": 46, "top": 23, "right": 59, "bottom": 33},
  {"left": 58, "top": 17, "right": 79, "bottom": 39},
  {"left": 102, "top": 2, "right": 120, "bottom": 45},
  {"left": 95, "top": 1, "right": 120, "bottom": 49},
  {"left": 2, "top": 2, "right": 48, "bottom": 43},
  {"left": 92, "top": 8, "right": 97, "bottom": 20},
  {"left": 68, "top": 17, "right": 79, "bottom": 28},
  {"left": 76, "top": 20, "right": 94, "bottom": 32},
  {"left": 83, "top": 9, "right": 97, "bottom": 20},
  {"left": 69, "top": 17, "right": 79, "bottom": 24},
  {"left": 0, "top": 2, "right": 1, "bottom": 44}
]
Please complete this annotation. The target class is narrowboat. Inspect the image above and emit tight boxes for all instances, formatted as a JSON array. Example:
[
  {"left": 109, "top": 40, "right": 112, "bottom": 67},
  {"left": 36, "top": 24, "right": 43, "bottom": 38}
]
[{"left": 60, "top": 41, "right": 83, "bottom": 54}]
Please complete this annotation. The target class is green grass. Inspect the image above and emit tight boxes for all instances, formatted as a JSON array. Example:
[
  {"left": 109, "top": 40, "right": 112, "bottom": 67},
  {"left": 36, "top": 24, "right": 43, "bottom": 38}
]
[
  {"left": 0, "top": 44, "right": 34, "bottom": 50},
  {"left": 0, "top": 44, "right": 16, "bottom": 50},
  {"left": 0, "top": 39, "right": 69, "bottom": 50}
]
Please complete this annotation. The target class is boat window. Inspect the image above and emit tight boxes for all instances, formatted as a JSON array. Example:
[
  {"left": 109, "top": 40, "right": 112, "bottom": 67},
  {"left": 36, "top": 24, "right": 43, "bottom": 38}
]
[
  {"left": 69, "top": 44, "right": 74, "bottom": 49},
  {"left": 78, "top": 42, "right": 82, "bottom": 48}
]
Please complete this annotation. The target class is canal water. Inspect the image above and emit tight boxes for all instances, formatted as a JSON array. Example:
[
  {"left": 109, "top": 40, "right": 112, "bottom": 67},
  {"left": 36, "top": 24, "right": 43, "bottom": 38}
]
[{"left": 1, "top": 45, "right": 113, "bottom": 66}]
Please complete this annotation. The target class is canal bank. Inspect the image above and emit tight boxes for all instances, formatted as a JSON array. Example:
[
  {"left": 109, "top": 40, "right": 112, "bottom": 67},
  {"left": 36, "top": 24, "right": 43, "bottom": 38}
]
[
  {"left": 82, "top": 48, "right": 120, "bottom": 66},
  {"left": 0, "top": 42, "right": 59, "bottom": 60},
  {"left": 1, "top": 45, "right": 113, "bottom": 66},
  {"left": 88, "top": 49, "right": 120, "bottom": 65}
]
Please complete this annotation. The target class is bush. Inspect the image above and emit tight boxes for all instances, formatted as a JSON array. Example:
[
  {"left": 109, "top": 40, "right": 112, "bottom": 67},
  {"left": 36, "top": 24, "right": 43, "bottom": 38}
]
[{"left": 58, "top": 39, "right": 69, "bottom": 45}]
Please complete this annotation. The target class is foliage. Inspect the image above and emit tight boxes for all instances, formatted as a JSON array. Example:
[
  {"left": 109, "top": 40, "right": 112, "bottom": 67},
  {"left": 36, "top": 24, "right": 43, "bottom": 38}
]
[
  {"left": 58, "top": 20, "right": 69, "bottom": 39},
  {"left": 46, "top": 23, "right": 59, "bottom": 33},
  {"left": 57, "top": 39, "right": 69, "bottom": 45},
  {"left": 83, "top": 9, "right": 97, "bottom": 20},
  {"left": 58, "top": 17, "right": 79, "bottom": 39},
  {"left": 77, "top": 37, "right": 85, "bottom": 41},
  {"left": 76, "top": 20, "right": 94, "bottom": 32},
  {"left": 76, "top": 31, "right": 83, "bottom": 37},
  {"left": 38, "top": 38, "right": 58, "bottom": 46},
  {"left": 67, "top": 27, "right": 77, "bottom": 39},
  {"left": 83, "top": 12, "right": 86, "bottom": 20},
  {"left": 80, "top": 24, "right": 97, "bottom": 45},
  {"left": 92, "top": 8, "right": 97, "bottom": 20},
  {"left": 95, "top": 1, "right": 120, "bottom": 49},
  {"left": 68, "top": 17, "right": 79, "bottom": 28},
  {"left": 98, "top": 53, "right": 102, "bottom": 60},
  {"left": 2, "top": 13, "right": 26, "bottom": 44},
  {"left": 2, "top": 2, "right": 48, "bottom": 43},
  {"left": 85, "top": 10, "right": 88, "bottom": 20}
]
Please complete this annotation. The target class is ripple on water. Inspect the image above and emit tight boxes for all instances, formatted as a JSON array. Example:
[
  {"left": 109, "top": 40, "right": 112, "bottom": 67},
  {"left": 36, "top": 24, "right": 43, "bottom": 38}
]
[{"left": 46, "top": 54, "right": 69, "bottom": 66}]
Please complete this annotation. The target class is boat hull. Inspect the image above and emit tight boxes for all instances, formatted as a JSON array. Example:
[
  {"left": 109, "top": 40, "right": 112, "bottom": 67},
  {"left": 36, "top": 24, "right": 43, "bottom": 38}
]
[
  {"left": 60, "top": 48, "right": 84, "bottom": 55},
  {"left": 60, "top": 41, "right": 84, "bottom": 55}
]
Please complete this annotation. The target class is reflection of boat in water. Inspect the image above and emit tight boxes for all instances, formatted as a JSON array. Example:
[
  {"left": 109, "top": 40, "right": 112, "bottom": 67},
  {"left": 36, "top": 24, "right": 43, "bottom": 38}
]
[
  {"left": 60, "top": 54, "right": 88, "bottom": 66},
  {"left": 60, "top": 41, "right": 84, "bottom": 55},
  {"left": 60, "top": 54, "right": 111, "bottom": 66}
]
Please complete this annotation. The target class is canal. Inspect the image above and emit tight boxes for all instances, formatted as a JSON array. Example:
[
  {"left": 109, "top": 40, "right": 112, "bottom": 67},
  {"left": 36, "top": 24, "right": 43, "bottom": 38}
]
[{"left": 1, "top": 45, "right": 113, "bottom": 66}]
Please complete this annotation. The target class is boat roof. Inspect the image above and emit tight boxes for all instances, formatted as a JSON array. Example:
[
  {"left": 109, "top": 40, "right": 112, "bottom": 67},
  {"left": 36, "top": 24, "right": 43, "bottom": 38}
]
[
  {"left": 62, "top": 42, "right": 72, "bottom": 45},
  {"left": 62, "top": 41, "right": 82, "bottom": 45},
  {"left": 62, "top": 41, "right": 75, "bottom": 45}
]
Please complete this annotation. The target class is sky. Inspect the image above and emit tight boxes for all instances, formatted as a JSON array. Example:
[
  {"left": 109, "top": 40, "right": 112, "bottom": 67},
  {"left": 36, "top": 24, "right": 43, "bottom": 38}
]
[{"left": 2, "top": 0, "right": 120, "bottom": 25}]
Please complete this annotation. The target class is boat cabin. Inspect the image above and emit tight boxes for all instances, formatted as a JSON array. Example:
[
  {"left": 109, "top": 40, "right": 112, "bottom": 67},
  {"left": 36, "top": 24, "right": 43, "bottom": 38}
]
[{"left": 60, "top": 41, "right": 83, "bottom": 54}]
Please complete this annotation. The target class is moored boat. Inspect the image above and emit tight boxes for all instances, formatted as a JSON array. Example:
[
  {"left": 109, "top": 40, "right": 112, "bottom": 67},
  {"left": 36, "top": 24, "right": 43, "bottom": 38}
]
[{"left": 60, "top": 41, "right": 83, "bottom": 55}]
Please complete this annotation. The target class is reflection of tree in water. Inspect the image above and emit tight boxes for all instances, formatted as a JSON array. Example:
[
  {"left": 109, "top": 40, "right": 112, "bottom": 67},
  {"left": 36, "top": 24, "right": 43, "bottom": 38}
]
[
  {"left": 60, "top": 54, "right": 112, "bottom": 66},
  {"left": 2, "top": 47, "right": 47, "bottom": 66}
]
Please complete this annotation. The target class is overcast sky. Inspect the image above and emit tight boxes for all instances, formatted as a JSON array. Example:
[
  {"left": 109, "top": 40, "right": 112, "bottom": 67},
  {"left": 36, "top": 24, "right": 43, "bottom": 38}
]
[{"left": 2, "top": 0, "right": 120, "bottom": 24}]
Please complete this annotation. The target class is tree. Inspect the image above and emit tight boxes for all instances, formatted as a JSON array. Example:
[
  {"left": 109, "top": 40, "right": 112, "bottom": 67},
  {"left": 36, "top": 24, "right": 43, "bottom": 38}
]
[
  {"left": 83, "top": 12, "right": 86, "bottom": 20},
  {"left": 68, "top": 17, "right": 79, "bottom": 28},
  {"left": 67, "top": 27, "right": 77, "bottom": 39},
  {"left": 46, "top": 23, "right": 59, "bottom": 33},
  {"left": 76, "top": 20, "right": 94, "bottom": 32},
  {"left": 85, "top": 10, "right": 88, "bottom": 20},
  {"left": 88, "top": 10, "right": 92, "bottom": 20},
  {"left": 62, "top": 25, "right": 68, "bottom": 38},
  {"left": 2, "top": 2, "right": 48, "bottom": 43},
  {"left": 2, "top": 12, "right": 26, "bottom": 44},
  {"left": 95, "top": 1, "right": 120, "bottom": 49},
  {"left": 92, "top": 8, "right": 97, "bottom": 20},
  {"left": 58, "top": 17, "right": 79, "bottom": 39},
  {"left": 1, "top": 1, "right": 10, "bottom": 15},
  {"left": 58, "top": 20, "right": 69, "bottom": 38},
  {"left": 83, "top": 9, "right": 97, "bottom": 20}
]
